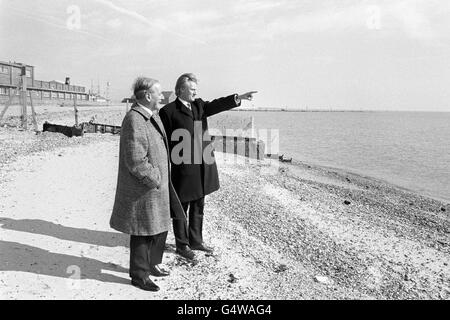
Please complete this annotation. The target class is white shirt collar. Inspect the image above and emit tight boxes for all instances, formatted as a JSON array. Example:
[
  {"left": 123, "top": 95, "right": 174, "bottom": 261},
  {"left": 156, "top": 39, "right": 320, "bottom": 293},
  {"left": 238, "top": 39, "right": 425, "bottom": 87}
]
[
  {"left": 136, "top": 102, "right": 154, "bottom": 117},
  {"left": 178, "top": 98, "right": 192, "bottom": 110}
]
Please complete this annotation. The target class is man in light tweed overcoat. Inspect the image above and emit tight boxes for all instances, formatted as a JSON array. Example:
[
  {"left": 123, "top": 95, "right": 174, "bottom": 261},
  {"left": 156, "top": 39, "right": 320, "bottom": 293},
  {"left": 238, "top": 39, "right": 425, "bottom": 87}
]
[{"left": 110, "top": 77, "right": 184, "bottom": 292}]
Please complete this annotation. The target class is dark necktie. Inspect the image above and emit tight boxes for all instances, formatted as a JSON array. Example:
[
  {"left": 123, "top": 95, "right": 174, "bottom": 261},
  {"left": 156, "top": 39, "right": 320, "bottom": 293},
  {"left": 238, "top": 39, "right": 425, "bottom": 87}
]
[{"left": 185, "top": 103, "right": 194, "bottom": 118}]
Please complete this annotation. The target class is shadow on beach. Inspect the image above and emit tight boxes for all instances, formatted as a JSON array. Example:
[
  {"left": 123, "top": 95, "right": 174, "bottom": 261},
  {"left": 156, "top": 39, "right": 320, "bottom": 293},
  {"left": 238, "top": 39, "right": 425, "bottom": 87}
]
[
  {"left": 0, "top": 217, "right": 128, "bottom": 248},
  {"left": 0, "top": 240, "right": 129, "bottom": 285}
]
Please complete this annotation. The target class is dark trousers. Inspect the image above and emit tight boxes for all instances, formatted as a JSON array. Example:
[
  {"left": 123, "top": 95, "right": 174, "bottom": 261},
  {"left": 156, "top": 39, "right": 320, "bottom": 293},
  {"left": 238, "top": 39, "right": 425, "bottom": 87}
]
[
  {"left": 129, "top": 232, "right": 168, "bottom": 279},
  {"left": 173, "top": 197, "right": 205, "bottom": 248}
]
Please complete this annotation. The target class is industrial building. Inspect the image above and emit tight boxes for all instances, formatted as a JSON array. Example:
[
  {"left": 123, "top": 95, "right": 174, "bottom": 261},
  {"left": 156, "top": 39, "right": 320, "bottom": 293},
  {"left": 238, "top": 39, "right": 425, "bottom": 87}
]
[{"left": 0, "top": 60, "right": 89, "bottom": 104}]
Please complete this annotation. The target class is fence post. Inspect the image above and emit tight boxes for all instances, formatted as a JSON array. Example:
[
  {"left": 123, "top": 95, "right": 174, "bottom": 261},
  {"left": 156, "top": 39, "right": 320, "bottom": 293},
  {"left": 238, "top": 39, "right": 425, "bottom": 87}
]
[
  {"left": 21, "top": 73, "right": 28, "bottom": 129},
  {"left": 74, "top": 95, "right": 78, "bottom": 126}
]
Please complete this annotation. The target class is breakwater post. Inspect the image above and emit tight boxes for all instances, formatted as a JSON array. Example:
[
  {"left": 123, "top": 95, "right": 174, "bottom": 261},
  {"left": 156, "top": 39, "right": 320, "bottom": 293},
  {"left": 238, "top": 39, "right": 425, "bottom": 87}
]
[{"left": 211, "top": 135, "right": 265, "bottom": 160}]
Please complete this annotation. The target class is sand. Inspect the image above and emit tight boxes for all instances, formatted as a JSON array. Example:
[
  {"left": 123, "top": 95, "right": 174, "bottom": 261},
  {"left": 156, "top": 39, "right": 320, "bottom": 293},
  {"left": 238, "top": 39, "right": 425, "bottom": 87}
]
[{"left": 0, "top": 108, "right": 449, "bottom": 300}]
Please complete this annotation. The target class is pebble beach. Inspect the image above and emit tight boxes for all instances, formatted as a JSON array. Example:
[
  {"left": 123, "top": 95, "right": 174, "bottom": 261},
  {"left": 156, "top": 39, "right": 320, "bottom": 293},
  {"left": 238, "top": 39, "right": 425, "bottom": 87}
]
[{"left": 0, "top": 105, "right": 449, "bottom": 300}]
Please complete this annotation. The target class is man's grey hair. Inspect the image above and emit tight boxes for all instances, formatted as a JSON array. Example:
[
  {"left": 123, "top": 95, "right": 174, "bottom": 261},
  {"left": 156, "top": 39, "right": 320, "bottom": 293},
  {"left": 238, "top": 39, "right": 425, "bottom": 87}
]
[
  {"left": 175, "top": 73, "right": 198, "bottom": 97},
  {"left": 132, "top": 77, "right": 159, "bottom": 100}
]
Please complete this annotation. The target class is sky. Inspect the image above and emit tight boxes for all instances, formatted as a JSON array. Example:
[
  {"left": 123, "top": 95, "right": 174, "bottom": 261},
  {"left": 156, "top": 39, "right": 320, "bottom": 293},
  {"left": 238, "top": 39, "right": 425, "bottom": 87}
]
[{"left": 1, "top": 0, "right": 449, "bottom": 111}]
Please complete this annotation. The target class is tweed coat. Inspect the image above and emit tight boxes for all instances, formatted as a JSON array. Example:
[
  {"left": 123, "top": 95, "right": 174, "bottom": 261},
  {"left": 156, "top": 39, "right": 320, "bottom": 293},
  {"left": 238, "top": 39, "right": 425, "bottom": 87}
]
[
  {"left": 110, "top": 104, "right": 184, "bottom": 236},
  {"left": 159, "top": 95, "right": 239, "bottom": 203}
]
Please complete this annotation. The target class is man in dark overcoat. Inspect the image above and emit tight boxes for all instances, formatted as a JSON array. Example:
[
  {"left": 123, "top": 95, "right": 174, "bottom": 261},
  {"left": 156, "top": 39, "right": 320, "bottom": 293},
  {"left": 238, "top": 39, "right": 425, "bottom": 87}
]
[
  {"left": 110, "top": 77, "right": 184, "bottom": 291},
  {"left": 159, "top": 73, "right": 256, "bottom": 260}
]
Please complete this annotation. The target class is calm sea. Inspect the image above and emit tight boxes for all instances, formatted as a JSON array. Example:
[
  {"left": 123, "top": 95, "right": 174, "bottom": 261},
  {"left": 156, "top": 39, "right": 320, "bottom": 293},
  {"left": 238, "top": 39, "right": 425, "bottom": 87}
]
[{"left": 213, "top": 111, "right": 450, "bottom": 203}]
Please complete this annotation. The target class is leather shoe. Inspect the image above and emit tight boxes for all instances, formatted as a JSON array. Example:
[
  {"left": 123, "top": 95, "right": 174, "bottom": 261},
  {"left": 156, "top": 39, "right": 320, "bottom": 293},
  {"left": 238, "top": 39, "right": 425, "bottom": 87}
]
[
  {"left": 131, "top": 276, "right": 160, "bottom": 292},
  {"left": 191, "top": 243, "right": 214, "bottom": 253},
  {"left": 149, "top": 265, "right": 170, "bottom": 277},
  {"left": 176, "top": 245, "right": 195, "bottom": 260}
]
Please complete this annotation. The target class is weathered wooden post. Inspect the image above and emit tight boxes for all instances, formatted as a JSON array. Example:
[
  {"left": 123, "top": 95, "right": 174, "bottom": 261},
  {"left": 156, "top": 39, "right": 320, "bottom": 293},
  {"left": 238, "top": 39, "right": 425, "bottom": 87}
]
[
  {"left": 0, "top": 90, "right": 14, "bottom": 125},
  {"left": 20, "top": 67, "right": 28, "bottom": 130},
  {"left": 74, "top": 94, "right": 78, "bottom": 126},
  {"left": 29, "top": 92, "right": 39, "bottom": 132}
]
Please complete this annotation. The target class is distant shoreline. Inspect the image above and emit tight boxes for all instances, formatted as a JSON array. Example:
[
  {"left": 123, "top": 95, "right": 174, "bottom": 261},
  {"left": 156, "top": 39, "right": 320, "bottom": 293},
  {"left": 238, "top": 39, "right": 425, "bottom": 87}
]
[{"left": 285, "top": 157, "right": 450, "bottom": 205}]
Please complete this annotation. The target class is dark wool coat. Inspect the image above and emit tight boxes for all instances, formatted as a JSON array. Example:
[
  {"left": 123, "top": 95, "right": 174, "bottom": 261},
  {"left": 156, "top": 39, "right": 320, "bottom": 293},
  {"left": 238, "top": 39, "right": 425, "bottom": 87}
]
[
  {"left": 159, "top": 95, "right": 239, "bottom": 203},
  {"left": 110, "top": 104, "right": 184, "bottom": 236}
]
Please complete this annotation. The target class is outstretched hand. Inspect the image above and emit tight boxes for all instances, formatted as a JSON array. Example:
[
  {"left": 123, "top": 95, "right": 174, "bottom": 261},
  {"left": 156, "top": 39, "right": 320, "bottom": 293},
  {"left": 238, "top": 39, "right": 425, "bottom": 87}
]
[{"left": 238, "top": 91, "right": 258, "bottom": 101}]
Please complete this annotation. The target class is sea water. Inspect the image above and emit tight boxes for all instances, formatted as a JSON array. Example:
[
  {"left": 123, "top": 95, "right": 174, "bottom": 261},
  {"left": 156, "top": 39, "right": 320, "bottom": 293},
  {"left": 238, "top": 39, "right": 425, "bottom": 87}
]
[{"left": 212, "top": 111, "right": 450, "bottom": 203}]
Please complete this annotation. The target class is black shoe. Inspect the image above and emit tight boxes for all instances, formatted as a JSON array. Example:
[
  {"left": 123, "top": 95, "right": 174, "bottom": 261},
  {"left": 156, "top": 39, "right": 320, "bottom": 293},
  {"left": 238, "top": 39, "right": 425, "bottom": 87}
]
[
  {"left": 191, "top": 243, "right": 214, "bottom": 253},
  {"left": 131, "top": 276, "right": 160, "bottom": 292},
  {"left": 149, "top": 265, "right": 170, "bottom": 277},
  {"left": 176, "top": 245, "right": 195, "bottom": 260}
]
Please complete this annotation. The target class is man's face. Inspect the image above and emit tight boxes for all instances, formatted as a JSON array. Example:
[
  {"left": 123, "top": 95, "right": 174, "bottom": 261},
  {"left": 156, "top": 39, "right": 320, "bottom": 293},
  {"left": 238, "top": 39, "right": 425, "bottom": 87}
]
[
  {"left": 180, "top": 81, "right": 197, "bottom": 102},
  {"left": 148, "top": 83, "right": 164, "bottom": 109}
]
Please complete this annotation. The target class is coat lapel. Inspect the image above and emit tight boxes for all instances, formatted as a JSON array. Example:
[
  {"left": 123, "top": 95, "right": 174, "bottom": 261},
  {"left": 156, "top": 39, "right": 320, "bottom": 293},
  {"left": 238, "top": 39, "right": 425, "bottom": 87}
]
[
  {"left": 150, "top": 115, "right": 165, "bottom": 138},
  {"left": 132, "top": 104, "right": 168, "bottom": 149},
  {"left": 151, "top": 115, "right": 169, "bottom": 149},
  {"left": 191, "top": 100, "right": 199, "bottom": 120},
  {"left": 176, "top": 98, "right": 194, "bottom": 119}
]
